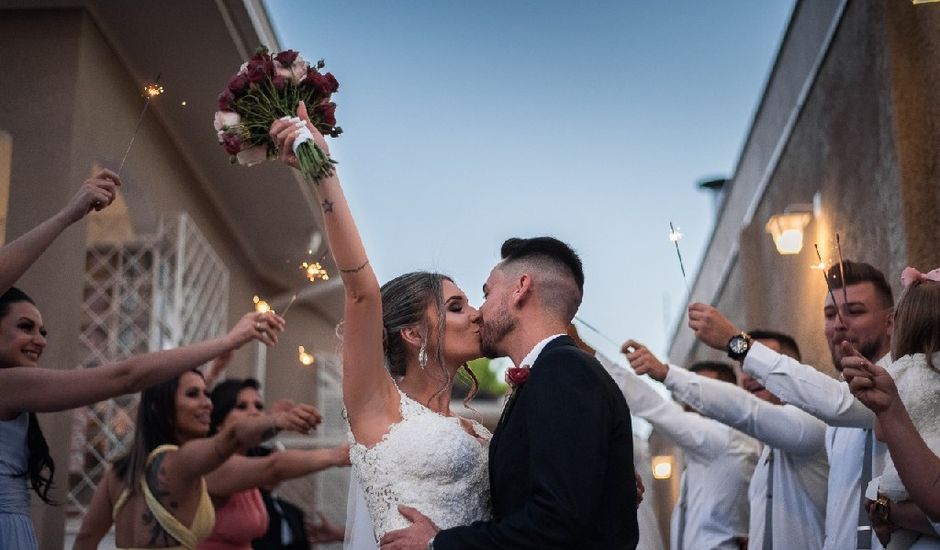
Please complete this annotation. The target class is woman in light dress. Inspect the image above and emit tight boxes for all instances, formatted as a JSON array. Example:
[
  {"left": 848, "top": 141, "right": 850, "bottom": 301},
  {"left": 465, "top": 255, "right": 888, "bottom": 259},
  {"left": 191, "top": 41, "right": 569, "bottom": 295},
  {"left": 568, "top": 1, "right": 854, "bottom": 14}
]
[
  {"left": 844, "top": 266, "right": 940, "bottom": 549},
  {"left": 270, "top": 104, "right": 491, "bottom": 548}
]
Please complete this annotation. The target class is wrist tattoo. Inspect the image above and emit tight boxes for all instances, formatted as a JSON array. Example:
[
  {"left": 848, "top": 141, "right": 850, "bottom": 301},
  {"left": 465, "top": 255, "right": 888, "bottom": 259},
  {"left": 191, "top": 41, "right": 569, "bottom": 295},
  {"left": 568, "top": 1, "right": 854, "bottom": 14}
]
[
  {"left": 322, "top": 199, "right": 334, "bottom": 213},
  {"left": 339, "top": 259, "right": 370, "bottom": 274}
]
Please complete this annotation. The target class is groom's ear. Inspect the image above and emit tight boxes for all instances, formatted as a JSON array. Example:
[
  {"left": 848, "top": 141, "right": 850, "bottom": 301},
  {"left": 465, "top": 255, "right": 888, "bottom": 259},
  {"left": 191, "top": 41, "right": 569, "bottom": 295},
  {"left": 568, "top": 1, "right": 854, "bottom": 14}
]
[{"left": 513, "top": 273, "right": 534, "bottom": 307}]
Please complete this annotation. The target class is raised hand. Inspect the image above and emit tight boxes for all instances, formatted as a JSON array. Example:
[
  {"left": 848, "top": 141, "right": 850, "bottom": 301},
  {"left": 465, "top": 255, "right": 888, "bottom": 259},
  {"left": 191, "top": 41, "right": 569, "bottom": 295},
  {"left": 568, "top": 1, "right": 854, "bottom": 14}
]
[
  {"left": 841, "top": 341, "right": 898, "bottom": 414},
  {"left": 622, "top": 339, "right": 669, "bottom": 382},
  {"left": 273, "top": 403, "right": 323, "bottom": 434},
  {"left": 62, "top": 168, "right": 121, "bottom": 223},
  {"left": 269, "top": 100, "right": 330, "bottom": 170},
  {"left": 226, "top": 310, "right": 286, "bottom": 348},
  {"left": 687, "top": 302, "right": 739, "bottom": 350}
]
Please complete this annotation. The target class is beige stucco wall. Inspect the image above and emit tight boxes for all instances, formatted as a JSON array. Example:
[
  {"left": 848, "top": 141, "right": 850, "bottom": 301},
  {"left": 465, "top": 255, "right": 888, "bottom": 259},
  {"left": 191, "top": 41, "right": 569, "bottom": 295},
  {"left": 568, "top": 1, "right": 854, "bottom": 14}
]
[{"left": 1, "top": 9, "right": 339, "bottom": 547}]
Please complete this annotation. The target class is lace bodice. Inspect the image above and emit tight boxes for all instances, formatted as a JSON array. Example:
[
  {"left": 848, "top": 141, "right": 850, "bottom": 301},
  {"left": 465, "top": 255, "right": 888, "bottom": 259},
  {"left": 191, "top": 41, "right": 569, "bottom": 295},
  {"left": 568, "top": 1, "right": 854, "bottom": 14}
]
[{"left": 348, "top": 390, "right": 492, "bottom": 542}]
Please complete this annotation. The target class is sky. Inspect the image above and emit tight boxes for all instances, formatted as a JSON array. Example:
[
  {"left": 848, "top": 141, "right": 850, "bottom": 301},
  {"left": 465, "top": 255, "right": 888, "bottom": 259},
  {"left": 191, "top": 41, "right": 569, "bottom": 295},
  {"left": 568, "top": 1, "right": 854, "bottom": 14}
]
[{"left": 266, "top": 1, "right": 796, "bottom": 362}]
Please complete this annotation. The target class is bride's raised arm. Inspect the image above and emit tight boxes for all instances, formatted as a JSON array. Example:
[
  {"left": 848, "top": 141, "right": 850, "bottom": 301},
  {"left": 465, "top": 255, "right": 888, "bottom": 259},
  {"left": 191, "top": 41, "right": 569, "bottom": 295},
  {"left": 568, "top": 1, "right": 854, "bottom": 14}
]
[{"left": 270, "top": 102, "right": 395, "bottom": 429}]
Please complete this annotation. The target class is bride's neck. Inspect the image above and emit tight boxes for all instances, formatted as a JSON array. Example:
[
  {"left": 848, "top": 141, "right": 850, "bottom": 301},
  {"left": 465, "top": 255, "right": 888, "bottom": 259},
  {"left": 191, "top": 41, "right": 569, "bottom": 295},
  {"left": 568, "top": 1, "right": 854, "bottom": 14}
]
[{"left": 397, "top": 365, "right": 456, "bottom": 414}]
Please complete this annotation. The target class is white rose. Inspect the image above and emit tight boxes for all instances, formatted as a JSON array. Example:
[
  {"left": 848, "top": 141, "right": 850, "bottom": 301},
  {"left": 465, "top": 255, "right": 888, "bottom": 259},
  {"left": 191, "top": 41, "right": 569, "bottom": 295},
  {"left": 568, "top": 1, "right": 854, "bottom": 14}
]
[{"left": 213, "top": 111, "right": 241, "bottom": 132}]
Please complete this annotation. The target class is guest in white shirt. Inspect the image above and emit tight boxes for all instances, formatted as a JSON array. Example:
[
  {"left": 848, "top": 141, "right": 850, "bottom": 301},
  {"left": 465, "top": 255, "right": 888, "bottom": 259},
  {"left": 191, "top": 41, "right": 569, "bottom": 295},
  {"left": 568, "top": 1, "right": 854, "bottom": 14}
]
[
  {"left": 598, "top": 343, "right": 758, "bottom": 550},
  {"left": 628, "top": 333, "right": 829, "bottom": 549},
  {"left": 687, "top": 260, "right": 937, "bottom": 550}
]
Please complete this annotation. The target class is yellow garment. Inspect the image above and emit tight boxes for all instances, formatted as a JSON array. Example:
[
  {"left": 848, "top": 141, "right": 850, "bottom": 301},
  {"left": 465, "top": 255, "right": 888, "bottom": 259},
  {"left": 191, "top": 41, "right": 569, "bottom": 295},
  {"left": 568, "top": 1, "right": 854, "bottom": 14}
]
[{"left": 112, "top": 444, "right": 216, "bottom": 549}]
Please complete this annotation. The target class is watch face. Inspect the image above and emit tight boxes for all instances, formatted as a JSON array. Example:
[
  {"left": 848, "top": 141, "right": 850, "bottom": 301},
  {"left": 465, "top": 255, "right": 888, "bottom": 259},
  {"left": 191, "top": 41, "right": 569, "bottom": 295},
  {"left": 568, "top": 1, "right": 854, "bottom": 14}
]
[{"left": 730, "top": 337, "right": 748, "bottom": 354}]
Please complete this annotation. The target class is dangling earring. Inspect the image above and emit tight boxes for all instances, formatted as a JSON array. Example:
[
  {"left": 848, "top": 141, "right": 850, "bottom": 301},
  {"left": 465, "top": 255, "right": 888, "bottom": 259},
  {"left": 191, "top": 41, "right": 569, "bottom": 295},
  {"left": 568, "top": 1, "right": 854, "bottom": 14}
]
[{"left": 418, "top": 341, "right": 428, "bottom": 370}]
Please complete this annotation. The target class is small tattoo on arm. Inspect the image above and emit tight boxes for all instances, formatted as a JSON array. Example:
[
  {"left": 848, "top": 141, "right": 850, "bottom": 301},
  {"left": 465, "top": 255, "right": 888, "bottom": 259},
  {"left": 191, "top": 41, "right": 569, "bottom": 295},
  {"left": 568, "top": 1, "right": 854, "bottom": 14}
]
[{"left": 322, "top": 199, "right": 334, "bottom": 213}]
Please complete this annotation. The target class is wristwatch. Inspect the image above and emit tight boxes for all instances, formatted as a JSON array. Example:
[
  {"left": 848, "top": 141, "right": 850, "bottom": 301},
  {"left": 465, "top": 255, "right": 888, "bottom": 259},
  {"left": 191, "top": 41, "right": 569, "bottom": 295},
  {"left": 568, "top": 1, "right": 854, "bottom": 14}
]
[{"left": 727, "top": 332, "right": 753, "bottom": 361}]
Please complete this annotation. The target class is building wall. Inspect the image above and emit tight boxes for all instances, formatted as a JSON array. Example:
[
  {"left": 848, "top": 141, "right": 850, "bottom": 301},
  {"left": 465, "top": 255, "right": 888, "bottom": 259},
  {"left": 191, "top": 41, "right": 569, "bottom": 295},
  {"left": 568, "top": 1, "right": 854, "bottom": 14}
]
[
  {"left": 1, "top": 9, "right": 340, "bottom": 547},
  {"left": 679, "top": 0, "right": 940, "bottom": 371}
]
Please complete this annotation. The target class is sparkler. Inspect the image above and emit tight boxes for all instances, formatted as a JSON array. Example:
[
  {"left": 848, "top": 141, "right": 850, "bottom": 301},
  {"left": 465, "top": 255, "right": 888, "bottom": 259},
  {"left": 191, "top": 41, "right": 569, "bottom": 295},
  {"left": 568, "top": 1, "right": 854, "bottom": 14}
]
[
  {"left": 573, "top": 315, "right": 620, "bottom": 348},
  {"left": 836, "top": 233, "right": 848, "bottom": 305},
  {"left": 279, "top": 294, "right": 298, "bottom": 317},
  {"left": 814, "top": 244, "right": 846, "bottom": 326},
  {"left": 669, "top": 222, "right": 691, "bottom": 294},
  {"left": 302, "top": 260, "right": 330, "bottom": 282},
  {"left": 118, "top": 74, "right": 164, "bottom": 177}
]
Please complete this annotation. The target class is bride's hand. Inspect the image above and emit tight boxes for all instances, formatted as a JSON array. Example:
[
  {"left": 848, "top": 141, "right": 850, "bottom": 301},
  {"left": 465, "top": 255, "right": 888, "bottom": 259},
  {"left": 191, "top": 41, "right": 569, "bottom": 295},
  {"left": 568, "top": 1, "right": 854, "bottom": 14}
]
[{"left": 269, "top": 101, "right": 331, "bottom": 170}]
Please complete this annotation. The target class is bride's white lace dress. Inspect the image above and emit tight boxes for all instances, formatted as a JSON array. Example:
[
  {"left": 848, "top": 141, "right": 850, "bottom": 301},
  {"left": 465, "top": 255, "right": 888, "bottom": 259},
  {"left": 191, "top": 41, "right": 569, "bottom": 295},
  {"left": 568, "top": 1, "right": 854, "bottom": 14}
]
[{"left": 347, "top": 388, "right": 492, "bottom": 545}]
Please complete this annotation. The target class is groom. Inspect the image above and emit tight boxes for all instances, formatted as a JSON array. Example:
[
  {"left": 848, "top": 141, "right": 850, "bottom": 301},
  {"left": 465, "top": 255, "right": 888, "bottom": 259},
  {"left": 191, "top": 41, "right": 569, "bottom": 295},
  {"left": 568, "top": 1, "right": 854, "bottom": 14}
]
[{"left": 381, "top": 237, "right": 639, "bottom": 549}]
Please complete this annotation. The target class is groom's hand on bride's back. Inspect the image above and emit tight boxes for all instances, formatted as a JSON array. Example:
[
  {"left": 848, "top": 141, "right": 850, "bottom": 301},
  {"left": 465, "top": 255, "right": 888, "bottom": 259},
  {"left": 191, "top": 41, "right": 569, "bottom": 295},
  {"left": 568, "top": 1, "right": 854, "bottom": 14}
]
[{"left": 379, "top": 505, "right": 439, "bottom": 550}]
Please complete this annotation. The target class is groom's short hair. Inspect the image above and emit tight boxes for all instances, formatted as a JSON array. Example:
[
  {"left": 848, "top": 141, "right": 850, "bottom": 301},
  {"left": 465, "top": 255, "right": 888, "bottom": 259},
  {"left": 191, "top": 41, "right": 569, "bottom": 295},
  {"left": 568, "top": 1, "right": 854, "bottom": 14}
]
[{"left": 499, "top": 237, "right": 584, "bottom": 321}]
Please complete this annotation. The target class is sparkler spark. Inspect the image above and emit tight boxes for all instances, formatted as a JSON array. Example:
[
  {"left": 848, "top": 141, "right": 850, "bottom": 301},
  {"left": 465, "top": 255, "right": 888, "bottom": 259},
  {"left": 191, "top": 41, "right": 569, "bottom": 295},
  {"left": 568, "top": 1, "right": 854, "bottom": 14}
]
[
  {"left": 253, "top": 295, "right": 271, "bottom": 314},
  {"left": 302, "top": 260, "right": 329, "bottom": 282},
  {"left": 298, "top": 346, "right": 315, "bottom": 366}
]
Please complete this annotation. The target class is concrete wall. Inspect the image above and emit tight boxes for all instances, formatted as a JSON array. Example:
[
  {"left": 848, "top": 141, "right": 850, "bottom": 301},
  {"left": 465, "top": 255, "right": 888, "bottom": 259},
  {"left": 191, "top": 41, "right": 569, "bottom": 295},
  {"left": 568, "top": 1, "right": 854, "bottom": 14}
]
[{"left": 0, "top": 9, "right": 339, "bottom": 547}]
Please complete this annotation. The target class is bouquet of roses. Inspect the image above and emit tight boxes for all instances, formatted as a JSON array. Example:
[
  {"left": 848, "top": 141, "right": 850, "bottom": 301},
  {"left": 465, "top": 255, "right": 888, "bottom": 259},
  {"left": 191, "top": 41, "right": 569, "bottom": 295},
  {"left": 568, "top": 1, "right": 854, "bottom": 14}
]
[{"left": 213, "top": 47, "right": 341, "bottom": 181}]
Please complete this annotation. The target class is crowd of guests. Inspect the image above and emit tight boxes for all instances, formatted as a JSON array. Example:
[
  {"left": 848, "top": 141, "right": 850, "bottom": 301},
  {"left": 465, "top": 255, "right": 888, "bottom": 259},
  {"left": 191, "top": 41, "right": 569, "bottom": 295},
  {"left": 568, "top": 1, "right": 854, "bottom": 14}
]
[
  {"left": 0, "top": 170, "right": 349, "bottom": 550},
  {"left": 595, "top": 259, "right": 940, "bottom": 549},
  {"left": 1, "top": 167, "right": 938, "bottom": 550}
]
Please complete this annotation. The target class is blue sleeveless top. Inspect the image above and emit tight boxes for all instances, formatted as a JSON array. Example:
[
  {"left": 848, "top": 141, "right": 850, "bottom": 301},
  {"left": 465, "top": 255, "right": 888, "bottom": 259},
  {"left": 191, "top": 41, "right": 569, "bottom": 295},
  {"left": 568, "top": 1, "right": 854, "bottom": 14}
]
[{"left": 0, "top": 413, "right": 39, "bottom": 550}]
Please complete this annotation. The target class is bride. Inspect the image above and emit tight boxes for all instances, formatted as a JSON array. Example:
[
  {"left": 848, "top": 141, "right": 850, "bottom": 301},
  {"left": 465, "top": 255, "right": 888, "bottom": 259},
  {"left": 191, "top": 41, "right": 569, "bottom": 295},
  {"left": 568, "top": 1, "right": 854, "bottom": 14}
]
[{"left": 270, "top": 104, "right": 492, "bottom": 547}]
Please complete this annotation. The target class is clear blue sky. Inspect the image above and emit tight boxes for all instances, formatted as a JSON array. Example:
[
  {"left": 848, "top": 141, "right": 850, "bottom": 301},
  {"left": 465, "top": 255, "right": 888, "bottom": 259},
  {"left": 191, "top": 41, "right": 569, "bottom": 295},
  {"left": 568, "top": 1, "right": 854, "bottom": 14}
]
[{"left": 266, "top": 1, "right": 795, "bottom": 360}]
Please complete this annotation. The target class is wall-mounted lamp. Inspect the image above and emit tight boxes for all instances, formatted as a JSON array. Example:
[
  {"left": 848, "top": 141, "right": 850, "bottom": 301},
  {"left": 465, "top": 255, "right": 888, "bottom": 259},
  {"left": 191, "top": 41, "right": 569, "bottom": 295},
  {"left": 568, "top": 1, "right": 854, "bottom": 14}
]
[
  {"left": 651, "top": 455, "right": 674, "bottom": 480},
  {"left": 913, "top": 1, "right": 940, "bottom": 5},
  {"left": 765, "top": 205, "right": 813, "bottom": 255}
]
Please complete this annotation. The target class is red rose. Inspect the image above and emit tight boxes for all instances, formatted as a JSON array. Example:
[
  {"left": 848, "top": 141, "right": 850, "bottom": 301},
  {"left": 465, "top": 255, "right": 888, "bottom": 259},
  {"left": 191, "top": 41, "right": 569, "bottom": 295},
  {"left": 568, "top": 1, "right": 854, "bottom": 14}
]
[
  {"left": 272, "top": 73, "right": 286, "bottom": 90},
  {"left": 275, "top": 49, "right": 299, "bottom": 66},
  {"left": 221, "top": 133, "right": 242, "bottom": 155},
  {"left": 217, "top": 89, "right": 235, "bottom": 111},
  {"left": 302, "top": 70, "right": 328, "bottom": 93},
  {"left": 322, "top": 72, "right": 339, "bottom": 94},
  {"left": 314, "top": 102, "right": 337, "bottom": 127},
  {"left": 246, "top": 57, "right": 274, "bottom": 84},
  {"left": 505, "top": 366, "right": 530, "bottom": 388},
  {"left": 228, "top": 73, "right": 250, "bottom": 96}
]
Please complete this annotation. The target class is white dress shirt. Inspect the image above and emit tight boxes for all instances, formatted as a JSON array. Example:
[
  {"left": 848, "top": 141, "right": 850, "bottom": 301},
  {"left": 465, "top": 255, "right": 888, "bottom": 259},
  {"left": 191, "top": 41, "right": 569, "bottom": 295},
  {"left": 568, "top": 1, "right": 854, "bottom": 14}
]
[
  {"left": 744, "top": 342, "right": 888, "bottom": 550},
  {"left": 664, "top": 365, "right": 829, "bottom": 549},
  {"left": 519, "top": 333, "right": 566, "bottom": 368},
  {"left": 598, "top": 354, "right": 758, "bottom": 550}
]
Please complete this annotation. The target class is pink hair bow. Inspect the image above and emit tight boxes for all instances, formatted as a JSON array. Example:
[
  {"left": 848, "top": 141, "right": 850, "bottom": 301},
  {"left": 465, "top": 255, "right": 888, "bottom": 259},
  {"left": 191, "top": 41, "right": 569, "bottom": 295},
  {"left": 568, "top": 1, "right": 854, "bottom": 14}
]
[{"left": 900, "top": 266, "right": 940, "bottom": 288}]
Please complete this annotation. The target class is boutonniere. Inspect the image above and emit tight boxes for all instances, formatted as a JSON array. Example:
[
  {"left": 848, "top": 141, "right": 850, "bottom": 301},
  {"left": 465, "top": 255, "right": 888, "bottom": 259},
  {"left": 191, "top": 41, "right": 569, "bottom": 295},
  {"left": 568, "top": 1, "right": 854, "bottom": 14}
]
[{"left": 505, "top": 365, "right": 531, "bottom": 390}]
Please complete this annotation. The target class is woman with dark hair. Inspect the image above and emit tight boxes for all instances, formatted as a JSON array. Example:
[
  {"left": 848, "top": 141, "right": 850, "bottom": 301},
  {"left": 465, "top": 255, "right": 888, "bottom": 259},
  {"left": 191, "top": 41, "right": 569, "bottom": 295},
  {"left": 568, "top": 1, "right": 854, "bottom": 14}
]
[
  {"left": 196, "top": 377, "right": 349, "bottom": 550},
  {"left": 844, "top": 267, "right": 940, "bottom": 549},
  {"left": 270, "top": 106, "right": 490, "bottom": 548},
  {"left": 74, "top": 372, "right": 322, "bottom": 549},
  {"left": 0, "top": 169, "right": 286, "bottom": 550}
]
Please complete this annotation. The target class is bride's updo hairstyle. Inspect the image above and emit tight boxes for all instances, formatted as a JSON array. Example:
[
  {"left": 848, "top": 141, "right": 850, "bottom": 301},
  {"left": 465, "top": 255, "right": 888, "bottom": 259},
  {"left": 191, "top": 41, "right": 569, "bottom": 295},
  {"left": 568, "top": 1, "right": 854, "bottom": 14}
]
[
  {"left": 892, "top": 276, "right": 940, "bottom": 370},
  {"left": 380, "top": 271, "right": 478, "bottom": 403}
]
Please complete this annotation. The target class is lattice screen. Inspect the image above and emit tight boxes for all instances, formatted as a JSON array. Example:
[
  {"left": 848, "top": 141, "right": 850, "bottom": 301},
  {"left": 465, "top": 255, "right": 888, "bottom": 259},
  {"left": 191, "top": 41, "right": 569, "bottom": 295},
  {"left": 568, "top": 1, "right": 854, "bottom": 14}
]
[{"left": 67, "top": 213, "right": 229, "bottom": 515}]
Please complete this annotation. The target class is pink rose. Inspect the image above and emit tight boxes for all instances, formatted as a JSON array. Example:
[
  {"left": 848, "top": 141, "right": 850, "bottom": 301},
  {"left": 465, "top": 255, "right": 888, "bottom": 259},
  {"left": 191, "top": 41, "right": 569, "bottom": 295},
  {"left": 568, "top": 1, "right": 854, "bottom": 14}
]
[
  {"left": 213, "top": 111, "right": 241, "bottom": 132},
  {"left": 290, "top": 58, "right": 309, "bottom": 84},
  {"left": 505, "top": 366, "right": 530, "bottom": 388},
  {"left": 236, "top": 145, "right": 268, "bottom": 166}
]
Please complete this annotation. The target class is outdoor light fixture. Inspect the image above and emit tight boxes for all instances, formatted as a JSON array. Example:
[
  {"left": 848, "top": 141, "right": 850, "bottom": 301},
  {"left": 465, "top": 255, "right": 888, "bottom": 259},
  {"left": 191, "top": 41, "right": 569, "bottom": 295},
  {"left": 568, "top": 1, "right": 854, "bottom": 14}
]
[
  {"left": 651, "top": 455, "right": 674, "bottom": 480},
  {"left": 765, "top": 205, "right": 813, "bottom": 255},
  {"left": 913, "top": 0, "right": 940, "bottom": 4}
]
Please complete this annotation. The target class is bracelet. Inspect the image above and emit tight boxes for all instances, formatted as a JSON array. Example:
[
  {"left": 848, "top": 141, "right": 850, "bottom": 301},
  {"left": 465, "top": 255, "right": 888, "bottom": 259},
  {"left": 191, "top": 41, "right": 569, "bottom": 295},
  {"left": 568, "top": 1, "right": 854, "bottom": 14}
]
[{"left": 339, "top": 259, "right": 369, "bottom": 274}]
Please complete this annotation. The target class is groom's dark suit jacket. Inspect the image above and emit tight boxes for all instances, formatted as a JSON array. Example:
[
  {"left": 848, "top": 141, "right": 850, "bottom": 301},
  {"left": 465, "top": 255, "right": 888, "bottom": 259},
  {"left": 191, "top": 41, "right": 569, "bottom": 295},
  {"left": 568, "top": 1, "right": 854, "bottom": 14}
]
[{"left": 435, "top": 335, "right": 639, "bottom": 549}]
